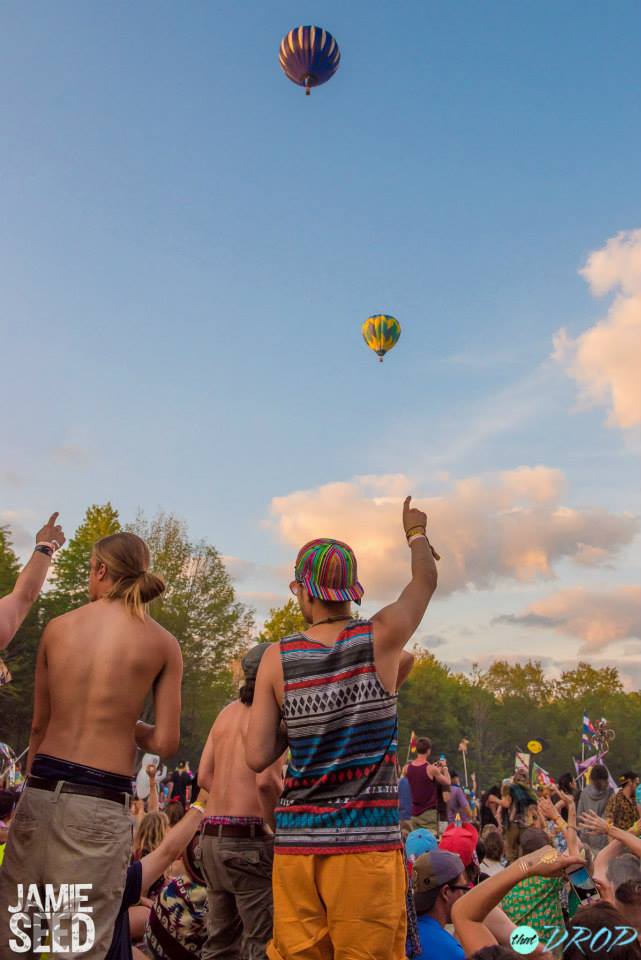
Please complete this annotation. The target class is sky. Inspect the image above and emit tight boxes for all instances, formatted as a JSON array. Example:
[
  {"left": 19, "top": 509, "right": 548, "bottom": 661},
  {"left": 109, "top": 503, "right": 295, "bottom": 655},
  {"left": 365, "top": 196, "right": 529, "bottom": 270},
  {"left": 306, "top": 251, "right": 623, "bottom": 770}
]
[{"left": 1, "top": 1, "right": 640, "bottom": 685}]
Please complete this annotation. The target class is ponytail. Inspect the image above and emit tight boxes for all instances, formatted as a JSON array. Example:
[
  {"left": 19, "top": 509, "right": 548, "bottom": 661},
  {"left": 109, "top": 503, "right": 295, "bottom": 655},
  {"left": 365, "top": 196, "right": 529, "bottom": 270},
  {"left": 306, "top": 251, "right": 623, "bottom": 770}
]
[{"left": 94, "top": 532, "right": 165, "bottom": 619}]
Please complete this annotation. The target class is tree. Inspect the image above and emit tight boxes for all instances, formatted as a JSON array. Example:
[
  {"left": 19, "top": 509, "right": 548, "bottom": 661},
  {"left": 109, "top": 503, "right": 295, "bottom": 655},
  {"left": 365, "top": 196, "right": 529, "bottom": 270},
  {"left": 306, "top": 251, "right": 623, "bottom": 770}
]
[
  {"left": 0, "top": 526, "right": 46, "bottom": 752},
  {"left": 0, "top": 527, "right": 20, "bottom": 598},
  {"left": 128, "top": 512, "right": 254, "bottom": 761},
  {"left": 482, "top": 660, "right": 549, "bottom": 706},
  {"left": 554, "top": 662, "right": 623, "bottom": 702},
  {"left": 46, "top": 503, "right": 121, "bottom": 615},
  {"left": 258, "top": 599, "right": 306, "bottom": 642}
]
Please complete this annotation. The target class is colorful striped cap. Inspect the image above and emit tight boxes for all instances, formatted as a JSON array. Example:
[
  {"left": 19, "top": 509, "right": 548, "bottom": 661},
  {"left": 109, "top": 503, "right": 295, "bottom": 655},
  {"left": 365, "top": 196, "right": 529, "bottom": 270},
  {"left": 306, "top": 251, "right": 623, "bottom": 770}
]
[{"left": 294, "top": 539, "right": 364, "bottom": 604}]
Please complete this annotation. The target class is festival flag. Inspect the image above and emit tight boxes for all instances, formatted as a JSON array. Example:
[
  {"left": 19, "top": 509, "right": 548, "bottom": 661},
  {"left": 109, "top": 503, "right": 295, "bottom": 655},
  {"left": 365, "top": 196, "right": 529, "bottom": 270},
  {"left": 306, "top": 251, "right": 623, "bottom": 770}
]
[
  {"left": 532, "top": 761, "right": 556, "bottom": 787},
  {"left": 582, "top": 714, "right": 595, "bottom": 745},
  {"left": 515, "top": 752, "right": 530, "bottom": 775},
  {"left": 409, "top": 731, "right": 418, "bottom": 753}
]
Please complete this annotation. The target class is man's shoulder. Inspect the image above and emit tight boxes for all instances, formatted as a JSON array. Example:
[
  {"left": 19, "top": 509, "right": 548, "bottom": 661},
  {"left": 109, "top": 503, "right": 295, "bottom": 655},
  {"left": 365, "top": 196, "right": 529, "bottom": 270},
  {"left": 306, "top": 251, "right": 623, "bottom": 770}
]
[{"left": 416, "top": 916, "right": 464, "bottom": 959}]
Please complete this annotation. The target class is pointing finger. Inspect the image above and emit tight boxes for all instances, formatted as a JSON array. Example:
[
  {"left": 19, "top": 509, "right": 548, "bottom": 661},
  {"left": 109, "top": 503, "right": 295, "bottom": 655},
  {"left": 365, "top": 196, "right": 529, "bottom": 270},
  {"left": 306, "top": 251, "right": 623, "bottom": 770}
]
[
  {"left": 403, "top": 496, "right": 411, "bottom": 516},
  {"left": 48, "top": 512, "right": 59, "bottom": 526}
]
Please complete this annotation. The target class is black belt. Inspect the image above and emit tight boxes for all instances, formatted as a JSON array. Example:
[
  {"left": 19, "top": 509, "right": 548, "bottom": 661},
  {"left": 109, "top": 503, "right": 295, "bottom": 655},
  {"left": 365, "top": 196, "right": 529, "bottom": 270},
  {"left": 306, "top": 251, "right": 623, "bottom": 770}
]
[
  {"left": 203, "top": 822, "right": 269, "bottom": 839},
  {"left": 26, "top": 774, "right": 131, "bottom": 806}
]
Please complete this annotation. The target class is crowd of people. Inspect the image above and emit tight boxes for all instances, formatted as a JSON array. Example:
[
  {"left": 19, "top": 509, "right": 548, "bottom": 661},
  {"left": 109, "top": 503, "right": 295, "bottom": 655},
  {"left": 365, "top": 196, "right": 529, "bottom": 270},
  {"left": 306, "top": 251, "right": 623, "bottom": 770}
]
[{"left": 0, "top": 506, "right": 640, "bottom": 958}]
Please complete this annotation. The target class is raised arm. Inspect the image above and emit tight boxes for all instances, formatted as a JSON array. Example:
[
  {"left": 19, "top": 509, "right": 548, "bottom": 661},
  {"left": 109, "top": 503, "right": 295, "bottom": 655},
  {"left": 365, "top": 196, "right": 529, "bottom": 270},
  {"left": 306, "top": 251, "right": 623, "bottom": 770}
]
[
  {"left": 372, "top": 497, "right": 438, "bottom": 652},
  {"left": 140, "top": 800, "right": 206, "bottom": 897},
  {"left": 451, "top": 846, "right": 583, "bottom": 956},
  {"left": 246, "top": 643, "right": 288, "bottom": 773},
  {"left": 0, "top": 514, "right": 65, "bottom": 651},
  {"left": 135, "top": 637, "right": 183, "bottom": 758},
  {"left": 146, "top": 764, "right": 159, "bottom": 812},
  {"left": 581, "top": 809, "right": 641, "bottom": 888},
  {"left": 396, "top": 650, "right": 415, "bottom": 690}
]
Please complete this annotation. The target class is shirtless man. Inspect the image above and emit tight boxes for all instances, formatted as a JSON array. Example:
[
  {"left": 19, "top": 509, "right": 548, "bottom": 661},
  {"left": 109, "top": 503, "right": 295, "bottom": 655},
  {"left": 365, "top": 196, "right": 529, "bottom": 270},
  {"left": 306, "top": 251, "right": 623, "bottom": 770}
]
[
  {"left": 0, "top": 532, "right": 182, "bottom": 960},
  {"left": 197, "top": 643, "right": 284, "bottom": 960},
  {"left": 0, "top": 512, "right": 66, "bottom": 651}
]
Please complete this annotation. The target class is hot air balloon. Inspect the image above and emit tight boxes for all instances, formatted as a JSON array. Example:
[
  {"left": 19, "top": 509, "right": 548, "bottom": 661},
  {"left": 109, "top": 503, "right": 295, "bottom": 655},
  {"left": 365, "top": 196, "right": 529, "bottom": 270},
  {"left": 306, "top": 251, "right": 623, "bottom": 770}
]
[
  {"left": 361, "top": 314, "right": 401, "bottom": 363},
  {"left": 279, "top": 26, "right": 340, "bottom": 96}
]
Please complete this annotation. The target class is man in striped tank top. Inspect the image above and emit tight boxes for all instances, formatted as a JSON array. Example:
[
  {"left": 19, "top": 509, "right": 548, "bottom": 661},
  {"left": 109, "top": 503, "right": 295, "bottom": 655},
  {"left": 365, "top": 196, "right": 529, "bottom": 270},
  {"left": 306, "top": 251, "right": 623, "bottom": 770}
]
[{"left": 246, "top": 497, "right": 439, "bottom": 959}]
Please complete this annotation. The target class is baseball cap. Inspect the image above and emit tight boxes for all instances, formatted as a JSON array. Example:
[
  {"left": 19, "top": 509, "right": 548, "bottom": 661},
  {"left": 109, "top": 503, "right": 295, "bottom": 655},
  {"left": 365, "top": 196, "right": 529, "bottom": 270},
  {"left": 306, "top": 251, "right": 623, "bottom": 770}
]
[
  {"left": 241, "top": 643, "right": 271, "bottom": 681},
  {"left": 439, "top": 823, "right": 479, "bottom": 867},
  {"left": 406, "top": 828, "right": 438, "bottom": 860},
  {"left": 413, "top": 850, "right": 465, "bottom": 894},
  {"left": 294, "top": 539, "right": 364, "bottom": 604},
  {"left": 619, "top": 771, "right": 638, "bottom": 786}
]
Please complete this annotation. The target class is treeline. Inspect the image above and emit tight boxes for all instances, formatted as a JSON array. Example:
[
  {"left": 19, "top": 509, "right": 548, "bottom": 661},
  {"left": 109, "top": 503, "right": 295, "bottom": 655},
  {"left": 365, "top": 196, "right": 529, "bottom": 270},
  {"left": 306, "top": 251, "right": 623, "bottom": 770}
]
[
  {"left": 398, "top": 653, "right": 641, "bottom": 789},
  {"left": 2, "top": 505, "right": 640, "bottom": 783}
]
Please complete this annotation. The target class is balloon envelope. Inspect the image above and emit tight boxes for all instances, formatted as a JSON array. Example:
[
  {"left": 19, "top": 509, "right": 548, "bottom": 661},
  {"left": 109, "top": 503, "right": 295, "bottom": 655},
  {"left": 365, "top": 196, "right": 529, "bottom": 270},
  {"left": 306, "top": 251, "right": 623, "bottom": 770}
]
[
  {"left": 362, "top": 314, "right": 401, "bottom": 362},
  {"left": 279, "top": 26, "right": 340, "bottom": 94}
]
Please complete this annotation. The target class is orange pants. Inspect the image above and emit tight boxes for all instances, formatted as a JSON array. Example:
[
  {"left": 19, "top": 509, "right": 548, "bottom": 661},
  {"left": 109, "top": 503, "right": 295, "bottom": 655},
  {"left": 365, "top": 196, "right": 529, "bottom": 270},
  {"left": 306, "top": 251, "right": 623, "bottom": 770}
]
[{"left": 267, "top": 850, "right": 407, "bottom": 960}]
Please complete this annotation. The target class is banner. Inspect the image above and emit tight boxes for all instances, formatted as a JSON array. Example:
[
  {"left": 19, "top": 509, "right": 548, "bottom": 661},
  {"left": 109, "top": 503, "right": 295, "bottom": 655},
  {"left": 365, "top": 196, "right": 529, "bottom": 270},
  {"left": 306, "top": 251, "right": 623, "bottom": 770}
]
[
  {"left": 515, "top": 752, "right": 530, "bottom": 775},
  {"left": 574, "top": 754, "right": 618, "bottom": 791},
  {"left": 582, "top": 713, "right": 595, "bottom": 746},
  {"left": 532, "top": 761, "right": 556, "bottom": 787}
]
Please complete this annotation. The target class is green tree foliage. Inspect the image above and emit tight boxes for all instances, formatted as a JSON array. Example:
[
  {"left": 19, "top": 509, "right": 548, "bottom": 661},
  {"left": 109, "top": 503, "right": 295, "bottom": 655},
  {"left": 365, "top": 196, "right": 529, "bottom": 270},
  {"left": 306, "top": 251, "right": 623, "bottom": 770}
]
[
  {"left": 46, "top": 503, "right": 121, "bottom": 615},
  {"left": 0, "top": 528, "right": 45, "bottom": 752},
  {"left": 127, "top": 512, "right": 254, "bottom": 762},
  {"left": 398, "top": 650, "right": 641, "bottom": 789},
  {"left": 258, "top": 599, "right": 306, "bottom": 642}
]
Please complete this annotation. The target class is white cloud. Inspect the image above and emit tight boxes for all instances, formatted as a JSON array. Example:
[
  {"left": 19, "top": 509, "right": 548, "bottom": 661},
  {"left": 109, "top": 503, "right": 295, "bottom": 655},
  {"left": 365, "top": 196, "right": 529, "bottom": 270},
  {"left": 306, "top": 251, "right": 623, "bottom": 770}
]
[
  {"left": 554, "top": 229, "right": 641, "bottom": 429},
  {"left": 494, "top": 585, "right": 641, "bottom": 654},
  {"left": 0, "top": 509, "right": 35, "bottom": 554},
  {"left": 268, "top": 468, "right": 639, "bottom": 602},
  {"left": 49, "top": 444, "right": 90, "bottom": 466}
]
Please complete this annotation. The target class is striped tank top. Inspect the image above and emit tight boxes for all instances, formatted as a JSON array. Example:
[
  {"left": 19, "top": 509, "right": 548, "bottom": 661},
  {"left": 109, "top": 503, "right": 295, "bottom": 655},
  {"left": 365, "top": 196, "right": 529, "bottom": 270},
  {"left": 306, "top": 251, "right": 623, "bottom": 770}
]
[{"left": 274, "top": 618, "right": 401, "bottom": 855}]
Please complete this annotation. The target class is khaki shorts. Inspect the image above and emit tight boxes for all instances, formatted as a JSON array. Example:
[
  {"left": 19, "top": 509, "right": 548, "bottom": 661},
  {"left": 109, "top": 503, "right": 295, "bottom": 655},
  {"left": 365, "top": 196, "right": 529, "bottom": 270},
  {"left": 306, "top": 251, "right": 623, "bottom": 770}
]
[
  {"left": 0, "top": 784, "right": 132, "bottom": 959},
  {"left": 200, "top": 833, "right": 274, "bottom": 960},
  {"left": 268, "top": 850, "right": 407, "bottom": 960},
  {"left": 409, "top": 807, "right": 438, "bottom": 834}
]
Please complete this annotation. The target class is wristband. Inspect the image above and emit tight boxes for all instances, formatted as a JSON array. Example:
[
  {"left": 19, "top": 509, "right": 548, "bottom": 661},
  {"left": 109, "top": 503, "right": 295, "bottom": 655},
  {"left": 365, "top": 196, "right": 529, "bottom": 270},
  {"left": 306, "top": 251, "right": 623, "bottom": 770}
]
[
  {"left": 405, "top": 525, "right": 426, "bottom": 541},
  {"left": 34, "top": 545, "right": 53, "bottom": 559},
  {"left": 408, "top": 534, "right": 428, "bottom": 547},
  {"left": 190, "top": 801, "right": 206, "bottom": 814}
]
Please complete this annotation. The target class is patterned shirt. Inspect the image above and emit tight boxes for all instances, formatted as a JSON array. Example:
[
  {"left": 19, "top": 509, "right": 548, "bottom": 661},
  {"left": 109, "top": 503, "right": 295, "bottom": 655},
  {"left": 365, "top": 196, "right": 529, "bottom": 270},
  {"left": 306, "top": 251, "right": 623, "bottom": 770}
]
[
  {"left": 145, "top": 873, "right": 208, "bottom": 960},
  {"left": 501, "top": 875, "right": 564, "bottom": 942},
  {"left": 605, "top": 790, "right": 638, "bottom": 831},
  {"left": 275, "top": 619, "right": 401, "bottom": 855}
]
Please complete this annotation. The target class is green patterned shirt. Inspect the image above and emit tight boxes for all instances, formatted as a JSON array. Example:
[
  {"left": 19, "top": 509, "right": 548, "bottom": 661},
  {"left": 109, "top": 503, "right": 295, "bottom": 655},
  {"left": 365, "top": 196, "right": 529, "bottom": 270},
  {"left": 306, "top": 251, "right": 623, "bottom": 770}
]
[{"left": 501, "top": 875, "right": 564, "bottom": 942}]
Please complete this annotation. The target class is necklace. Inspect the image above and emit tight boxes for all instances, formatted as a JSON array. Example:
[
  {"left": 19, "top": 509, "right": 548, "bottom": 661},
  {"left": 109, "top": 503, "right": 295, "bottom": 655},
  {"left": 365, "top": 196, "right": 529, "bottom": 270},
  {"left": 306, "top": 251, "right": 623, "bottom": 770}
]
[{"left": 310, "top": 615, "right": 353, "bottom": 627}]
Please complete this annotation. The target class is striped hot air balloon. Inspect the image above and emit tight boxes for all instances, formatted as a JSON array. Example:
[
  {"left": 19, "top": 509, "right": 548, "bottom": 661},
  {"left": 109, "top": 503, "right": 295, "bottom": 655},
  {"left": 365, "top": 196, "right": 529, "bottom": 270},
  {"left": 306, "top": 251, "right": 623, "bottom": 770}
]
[
  {"left": 279, "top": 26, "right": 340, "bottom": 96},
  {"left": 361, "top": 314, "right": 402, "bottom": 363}
]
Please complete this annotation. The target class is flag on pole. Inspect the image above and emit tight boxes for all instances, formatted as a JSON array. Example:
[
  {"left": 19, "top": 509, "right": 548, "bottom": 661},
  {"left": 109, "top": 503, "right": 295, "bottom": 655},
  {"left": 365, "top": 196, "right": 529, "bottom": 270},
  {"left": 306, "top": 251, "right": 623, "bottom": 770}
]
[
  {"left": 532, "top": 761, "right": 556, "bottom": 788},
  {"left": 409, "top": 732, "right": 418, "bottom": 753},
  {"left": 582, "top": 714, "right": 595, "bottom": 745}
]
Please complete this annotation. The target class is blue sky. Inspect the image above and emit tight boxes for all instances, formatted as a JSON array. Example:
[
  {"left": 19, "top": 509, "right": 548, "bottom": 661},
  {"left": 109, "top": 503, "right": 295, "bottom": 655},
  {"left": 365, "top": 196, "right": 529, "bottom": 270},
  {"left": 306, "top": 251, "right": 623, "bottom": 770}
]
[{"left": 1, "top": 1, "right": 640, "bottom": 682}]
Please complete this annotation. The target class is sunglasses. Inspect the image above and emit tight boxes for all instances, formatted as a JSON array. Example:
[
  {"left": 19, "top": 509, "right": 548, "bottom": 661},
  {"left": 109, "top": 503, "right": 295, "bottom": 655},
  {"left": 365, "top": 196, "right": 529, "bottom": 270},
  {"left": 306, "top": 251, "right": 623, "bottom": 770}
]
[{"left": 448, "top": 883, "right": 473, "bottom": 892}]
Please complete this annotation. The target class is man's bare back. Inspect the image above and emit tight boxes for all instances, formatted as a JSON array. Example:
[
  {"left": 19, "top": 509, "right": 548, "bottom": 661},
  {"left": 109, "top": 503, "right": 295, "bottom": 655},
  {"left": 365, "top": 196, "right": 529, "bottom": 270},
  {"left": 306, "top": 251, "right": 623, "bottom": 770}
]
[
  {"left": 31, "top": 598, "right": 182, "bottom": 777},
  {"left": 200, "top": 700, "right": 283, "bottom": 823}
]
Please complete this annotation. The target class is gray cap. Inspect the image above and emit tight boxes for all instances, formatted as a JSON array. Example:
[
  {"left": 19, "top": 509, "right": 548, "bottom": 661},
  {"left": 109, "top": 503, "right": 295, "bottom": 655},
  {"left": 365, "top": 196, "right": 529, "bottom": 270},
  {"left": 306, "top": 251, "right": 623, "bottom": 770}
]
[
  {"left": 413, "top": 850, "right": 465, "bottom": 894},
  {"left": 241, "top": 643, "right": 271, "bottom": 681}
]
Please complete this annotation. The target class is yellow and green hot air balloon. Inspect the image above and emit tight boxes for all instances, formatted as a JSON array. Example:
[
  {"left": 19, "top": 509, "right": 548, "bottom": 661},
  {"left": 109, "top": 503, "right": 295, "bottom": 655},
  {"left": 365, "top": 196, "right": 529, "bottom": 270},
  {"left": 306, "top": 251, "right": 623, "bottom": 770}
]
[{"left": 361, "top": 314, "right": 401, "bottom": 363}]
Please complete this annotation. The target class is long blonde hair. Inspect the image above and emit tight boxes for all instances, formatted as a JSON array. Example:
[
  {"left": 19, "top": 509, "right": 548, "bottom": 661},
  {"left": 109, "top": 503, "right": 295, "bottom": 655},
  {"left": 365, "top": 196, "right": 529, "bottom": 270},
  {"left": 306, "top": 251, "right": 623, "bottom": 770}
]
[
  {"left": 94, "top": 532, "right": 165, "bottom": 619},
  {"left": 133, "top": 811, "right": 169, "bottom": 859}
]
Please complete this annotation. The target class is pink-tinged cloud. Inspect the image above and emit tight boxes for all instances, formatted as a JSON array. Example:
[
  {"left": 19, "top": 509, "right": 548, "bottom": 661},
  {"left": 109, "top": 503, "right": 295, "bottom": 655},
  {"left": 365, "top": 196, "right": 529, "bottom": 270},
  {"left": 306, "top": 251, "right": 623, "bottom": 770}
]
[
  {"left": 268, "top": 468, "right": 639, "bottom": 602},
  {"left": 554, "top": 229, "right": 641, "bottom": 429},
  {"left": 495, "top": 586, "right": 641, "bottom": 654}
]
